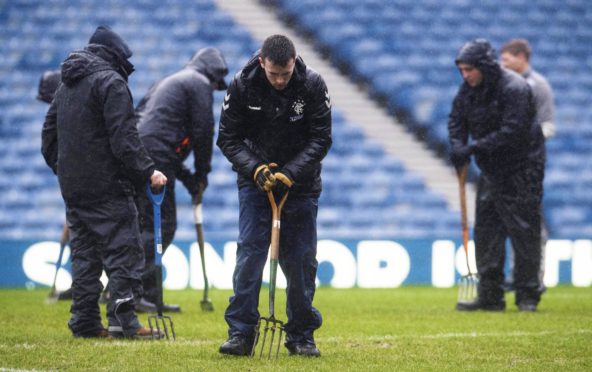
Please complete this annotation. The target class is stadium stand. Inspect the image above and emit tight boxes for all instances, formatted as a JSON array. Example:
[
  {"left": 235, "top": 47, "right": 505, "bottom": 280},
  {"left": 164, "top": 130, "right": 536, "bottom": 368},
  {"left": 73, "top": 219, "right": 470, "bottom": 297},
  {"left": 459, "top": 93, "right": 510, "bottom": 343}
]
[
  {"left": 0, "top": 0, "right": 459, "bottom": 241},
  {"left": 269, "top": 0, "right": 592, "bottom": 238},
  {"left": 4, "top": 0, "right": 588, "bottom": 242}
]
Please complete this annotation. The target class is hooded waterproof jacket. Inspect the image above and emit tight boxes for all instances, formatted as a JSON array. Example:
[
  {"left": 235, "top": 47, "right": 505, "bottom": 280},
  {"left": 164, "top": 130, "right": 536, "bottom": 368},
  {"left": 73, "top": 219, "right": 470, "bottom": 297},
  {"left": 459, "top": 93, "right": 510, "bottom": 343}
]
[
  {"left": 448, "top": 39, "right": 545, "bottom": 181},
  {"left": 42, "top": 44, "right": 155, "bottom": 204},
  {"left": 135, "top": 48, "right": 228, "bottom": 194},
  {"left": 37, "top": 69, "right": 61, "bottom": 104}
]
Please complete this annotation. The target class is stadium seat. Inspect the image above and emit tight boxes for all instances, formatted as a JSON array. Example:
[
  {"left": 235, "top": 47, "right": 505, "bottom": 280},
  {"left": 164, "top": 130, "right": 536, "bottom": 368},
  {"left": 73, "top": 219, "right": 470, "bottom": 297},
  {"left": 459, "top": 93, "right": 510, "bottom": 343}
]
[
  {"left": 3, "top": 0, "right": 566, "bottom": 241},
  {"left": 273, "top": 0, "right": 592, "bottom": 239}
]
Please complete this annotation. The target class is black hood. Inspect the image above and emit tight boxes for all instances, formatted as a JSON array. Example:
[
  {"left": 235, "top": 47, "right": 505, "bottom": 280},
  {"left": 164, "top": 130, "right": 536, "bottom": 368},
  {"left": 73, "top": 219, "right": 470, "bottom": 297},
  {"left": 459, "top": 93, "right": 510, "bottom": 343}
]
[
  {"left": 89, "top": 26, "right": 132, "bottom": 60},
  {"left": 187, "top": 47, "right": 229, "bottom": 90},
  {"left": 87, "top": 26, "right": 135, "bottom": 78},
  {"left": 60, "top": 45, "right": 119, "bottom": 87},
  {"left": 455, "top": 38, "right": 501, "bottom": 88},
  {"left": 37, "top": 69, "right": 61, "bottom": 103}
]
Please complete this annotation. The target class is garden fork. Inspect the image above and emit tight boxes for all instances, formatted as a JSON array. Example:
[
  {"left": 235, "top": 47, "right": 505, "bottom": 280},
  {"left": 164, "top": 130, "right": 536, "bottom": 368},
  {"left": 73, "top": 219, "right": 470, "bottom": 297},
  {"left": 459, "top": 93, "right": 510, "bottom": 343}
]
[
  {"left": 252, "top": 189, "right": 289, "bottom": 359},
  {"left": 456, "top": 164, "right": 479, "bottom": 305},
  {"left": 146, "top": 183, "right": 176, "bottom": 340}
]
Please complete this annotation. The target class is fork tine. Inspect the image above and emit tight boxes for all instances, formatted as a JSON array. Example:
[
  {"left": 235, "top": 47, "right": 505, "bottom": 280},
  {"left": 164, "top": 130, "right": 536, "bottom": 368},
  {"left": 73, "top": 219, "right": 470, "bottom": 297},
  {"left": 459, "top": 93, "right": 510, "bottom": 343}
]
[
  {"left": 275, "top": 325, "right": 284, "bottom": 359},
  {"left": 253, "top": 317, "right": 285, "bottom": 359},
  {"left": 252, "top": 319, "right": 263, "bottom": 357},
  {"left": 267, "top": 325, "right": 276, "bottom": 360},
  {"left": 258, "top": 320, "right": 269, "bottom": 359},
  {"left": 168, "top": 316, "right": 174, "bottom": 339},
  {"left": 458, "top": 275, "right": 479, "bottom": 304},
  {"left": 147, "top": 315, "right": 176, "bottom": 340}
]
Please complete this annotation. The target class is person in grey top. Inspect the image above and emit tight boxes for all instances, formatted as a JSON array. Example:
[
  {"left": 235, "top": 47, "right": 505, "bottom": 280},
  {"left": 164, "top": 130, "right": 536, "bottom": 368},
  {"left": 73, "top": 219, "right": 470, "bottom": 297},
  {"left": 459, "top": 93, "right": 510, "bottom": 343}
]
[
  {"left": 501, "top": 38, "right": 555, "bottom": 292},
  {"left": 501, "top": 39, "right": 555, "bottom": 138}
]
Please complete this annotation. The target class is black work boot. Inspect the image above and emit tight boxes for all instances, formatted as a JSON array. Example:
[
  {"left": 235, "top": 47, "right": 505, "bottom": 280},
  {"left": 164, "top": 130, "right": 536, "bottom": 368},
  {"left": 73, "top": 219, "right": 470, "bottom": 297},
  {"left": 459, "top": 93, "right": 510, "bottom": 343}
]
[
  {"left": 456, "top": 300, "right": 505, "bottom": 312},
  {"left": 58, "top": 288, "right": 73, "bottom": 300},
  {"left": 108, "top": 325, "right": 162, "bottom": 339},
  {"left": 219, "top": 335, "right": 254, "bottom": 356},
  {"left": 518, "top": 302, "right": 537, "bottom": 312},
  {"left": 162, "top": 303, "right": 181, "bottom": 313},
  {"left": 286, "top": 343, "right": 321, "bottom": 357},
  {"left": 135, "top": 298, "right": 181, "bottom": 313},
  {"left": 72, "top": 327, "right": 109, "bottom": 339},
  {"left": 135, "top": 298, "right": 157, "bottom": 313}
]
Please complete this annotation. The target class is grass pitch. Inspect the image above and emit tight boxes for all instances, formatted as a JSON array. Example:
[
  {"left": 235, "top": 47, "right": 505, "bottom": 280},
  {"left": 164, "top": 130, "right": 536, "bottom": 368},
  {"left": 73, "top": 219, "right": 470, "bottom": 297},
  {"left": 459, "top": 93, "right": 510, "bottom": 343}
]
[{"left": 0, "top": 286, "right": 590, "bottom": 371}]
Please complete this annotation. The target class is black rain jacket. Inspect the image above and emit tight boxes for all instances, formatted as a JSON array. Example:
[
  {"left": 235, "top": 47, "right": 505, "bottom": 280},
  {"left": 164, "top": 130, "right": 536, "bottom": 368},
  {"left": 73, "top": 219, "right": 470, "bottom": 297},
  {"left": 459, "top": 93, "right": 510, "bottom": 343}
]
[
  {"left": 217, "top": 54, "right": 332, "bottom": 197},
  {"left": 41, "top": 44, "right": 155, "bottom": 204},
  {"left": 448, "top": 39, "right": 545, "bottom": 181},
  {"left": 37, "top": 69, "right": 61, "bottom": 103},
  {"left": 135, "top": 48, "right": 228, "bottom": 194}
]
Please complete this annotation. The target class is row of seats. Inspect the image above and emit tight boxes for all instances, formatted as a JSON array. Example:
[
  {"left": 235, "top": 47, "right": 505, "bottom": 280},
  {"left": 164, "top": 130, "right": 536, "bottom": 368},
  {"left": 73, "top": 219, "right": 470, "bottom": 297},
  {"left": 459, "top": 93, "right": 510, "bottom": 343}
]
[
  {"left": 273, "top": 0, "right": 592, "bottom": 238},
  {"left": 0, "top": 0, "right": 458, "bottom": 240}
]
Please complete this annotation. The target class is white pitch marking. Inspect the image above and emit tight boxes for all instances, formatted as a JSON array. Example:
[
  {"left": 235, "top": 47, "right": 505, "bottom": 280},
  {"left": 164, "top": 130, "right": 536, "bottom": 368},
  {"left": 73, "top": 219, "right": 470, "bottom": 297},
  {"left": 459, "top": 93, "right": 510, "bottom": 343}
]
[{"left": 318, "top": 329, "right": 592, "bottom": 343}]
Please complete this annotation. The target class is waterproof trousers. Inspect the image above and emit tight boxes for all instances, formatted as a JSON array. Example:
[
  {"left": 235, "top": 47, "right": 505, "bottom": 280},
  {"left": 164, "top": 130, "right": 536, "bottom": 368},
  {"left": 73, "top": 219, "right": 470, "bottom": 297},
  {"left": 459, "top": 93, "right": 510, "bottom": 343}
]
[
  {"left": 66, "top": 195, "right": 144, "bottom": 337},
  {"left": 474, "top": 163, "right": 544, "bottom": 307}
]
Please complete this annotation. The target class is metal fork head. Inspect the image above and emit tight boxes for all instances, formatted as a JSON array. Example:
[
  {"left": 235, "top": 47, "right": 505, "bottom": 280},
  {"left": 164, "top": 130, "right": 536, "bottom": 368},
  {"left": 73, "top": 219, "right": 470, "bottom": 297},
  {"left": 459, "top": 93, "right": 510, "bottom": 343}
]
[
  {"left": 148, "top": 314, "right": 176, "bottom": 340},
  {"left": 200, "top": 299, "right": 214, "bottom": 312},
  {"left": 44, "top": 292, "right": 59, "bottom": 305},
  {"left": 457, "top": 274, "right": 479, "bottom": 304},
  {"left": 252, "top": 316, "right": 285, "bottom": 360}
]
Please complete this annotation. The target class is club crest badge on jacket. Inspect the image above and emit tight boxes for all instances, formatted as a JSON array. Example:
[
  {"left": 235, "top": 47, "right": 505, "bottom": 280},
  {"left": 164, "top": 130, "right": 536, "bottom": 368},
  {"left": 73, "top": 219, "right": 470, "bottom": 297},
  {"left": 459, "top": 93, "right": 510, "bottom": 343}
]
[{"left": 290, "top": 99, "right": 305, "bottom": 122}]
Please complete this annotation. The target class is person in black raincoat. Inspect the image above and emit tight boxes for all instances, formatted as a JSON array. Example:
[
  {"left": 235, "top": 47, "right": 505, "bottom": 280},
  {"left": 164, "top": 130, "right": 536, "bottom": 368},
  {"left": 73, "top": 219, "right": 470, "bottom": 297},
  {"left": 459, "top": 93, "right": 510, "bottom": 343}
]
[
  {"left": 38, "top": 69, "right": 113, "bottom": 303},
  {"left": 448, "top": 39, "right": 545, "bottom": 312},
  {"left": 217, "top": 35, "right": 331, "bottom": 357},
  {"left": 42, "top": 26, "right": 168, "bottom": 338},
  {"left": 37, "top": 69, "right": 61, "bottom": 104},
  {"left": 133, "top": 47, "right": 229, "bottom": 313},
  {"left": 37, "top": 68, "right": 76, "bottom": 301}
]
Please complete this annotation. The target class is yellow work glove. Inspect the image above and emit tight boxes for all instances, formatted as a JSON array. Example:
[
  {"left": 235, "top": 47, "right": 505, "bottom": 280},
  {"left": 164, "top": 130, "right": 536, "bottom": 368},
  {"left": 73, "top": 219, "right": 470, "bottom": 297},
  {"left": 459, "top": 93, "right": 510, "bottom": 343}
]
[
  {"left": 253, "top": 164, "right": 276, "bottom": 192},
  {"left": 271, "top": 168, "right": 293, "bottom": 200}
]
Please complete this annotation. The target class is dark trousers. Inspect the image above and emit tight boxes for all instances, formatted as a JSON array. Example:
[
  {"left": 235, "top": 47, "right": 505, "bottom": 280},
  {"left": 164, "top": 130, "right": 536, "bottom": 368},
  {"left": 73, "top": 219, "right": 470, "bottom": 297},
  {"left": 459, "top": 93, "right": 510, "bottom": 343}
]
[
  {"left": 66, "top": 195, "right": 144, "bottom": 337},
  {"left": 474, "top": 164, "right": 544, "bottom": 306},
  {"left": 135, "top": 169, "right": 177, "bottom": 303},
  {"left": 224, "top": 186, "right": 323, "bottom": 346},
  {"left": 506, "top": 207, "right": 548, "bottom": 291}
]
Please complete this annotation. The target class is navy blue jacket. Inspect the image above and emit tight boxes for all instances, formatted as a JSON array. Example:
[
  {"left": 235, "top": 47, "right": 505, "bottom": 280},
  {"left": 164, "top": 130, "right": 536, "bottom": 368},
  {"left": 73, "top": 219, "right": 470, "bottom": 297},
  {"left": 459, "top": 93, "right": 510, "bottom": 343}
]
[{"left": 217, "top": 54, "right": 332, "bottom": 197}]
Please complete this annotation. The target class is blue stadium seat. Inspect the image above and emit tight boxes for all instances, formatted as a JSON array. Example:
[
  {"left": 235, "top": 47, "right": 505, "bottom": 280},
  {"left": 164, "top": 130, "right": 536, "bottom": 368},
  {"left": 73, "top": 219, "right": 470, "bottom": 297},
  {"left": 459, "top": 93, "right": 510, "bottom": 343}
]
[
  {"left": 0, "top": 0, "right": 533, "bottom": 240},
  {"left": 274, "top": 0, "right": 592, "bottom": 238}
]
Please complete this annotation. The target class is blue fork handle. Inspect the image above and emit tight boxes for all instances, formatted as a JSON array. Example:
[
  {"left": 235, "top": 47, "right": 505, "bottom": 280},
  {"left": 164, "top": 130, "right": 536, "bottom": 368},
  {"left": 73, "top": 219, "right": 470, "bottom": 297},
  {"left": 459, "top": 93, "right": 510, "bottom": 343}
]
[{"left": 146, "top": 183, "right": 166, "bottom": 267}]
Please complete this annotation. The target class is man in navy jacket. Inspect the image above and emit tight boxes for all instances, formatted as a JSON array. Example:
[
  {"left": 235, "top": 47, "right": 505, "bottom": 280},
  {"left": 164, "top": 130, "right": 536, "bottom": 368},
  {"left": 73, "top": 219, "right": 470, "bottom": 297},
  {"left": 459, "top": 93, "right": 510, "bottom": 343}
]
[{"left": 217, "top": 35, "right": 331, "bottom": 356}]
